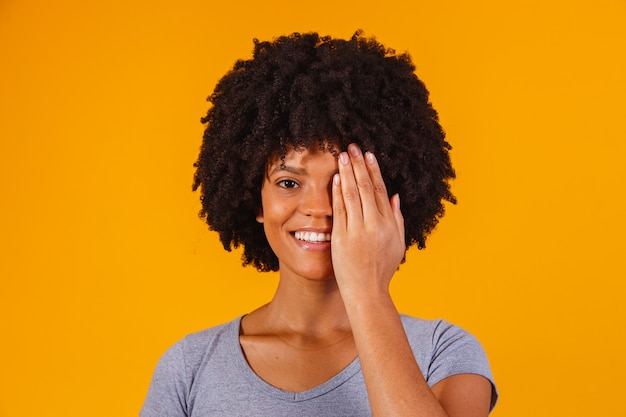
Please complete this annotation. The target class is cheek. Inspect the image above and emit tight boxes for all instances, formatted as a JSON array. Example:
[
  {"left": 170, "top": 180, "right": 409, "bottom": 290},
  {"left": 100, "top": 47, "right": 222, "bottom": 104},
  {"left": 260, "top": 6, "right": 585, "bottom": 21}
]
[
  {"left": 261, "top": 190, "right": 295, "bottom": 222},
  {"left": 262, "top": 201, "right": 290, "bottom": 224},
  {"left": 260, "top": 202, "right": 293, "bottom": 256}
]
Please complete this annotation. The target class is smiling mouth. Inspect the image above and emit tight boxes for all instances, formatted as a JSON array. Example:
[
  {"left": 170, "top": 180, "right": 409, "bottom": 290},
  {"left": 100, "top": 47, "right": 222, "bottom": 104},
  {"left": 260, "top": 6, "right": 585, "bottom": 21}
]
[{"left": 294, "top": 231, "right": 332, "bottom": 243}]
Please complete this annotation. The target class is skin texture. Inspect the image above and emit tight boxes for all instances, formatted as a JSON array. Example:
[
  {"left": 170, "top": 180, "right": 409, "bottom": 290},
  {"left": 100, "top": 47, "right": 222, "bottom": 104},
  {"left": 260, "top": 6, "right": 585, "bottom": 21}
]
[{"left": 241, "top": 143, "right": 492, "bottom": 416}]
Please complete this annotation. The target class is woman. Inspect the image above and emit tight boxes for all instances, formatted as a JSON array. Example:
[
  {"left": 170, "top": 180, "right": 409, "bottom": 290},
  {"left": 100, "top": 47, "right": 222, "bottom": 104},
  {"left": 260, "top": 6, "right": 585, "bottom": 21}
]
[{"left": 141, "top": 31, "right": 497, "bottom": 416}]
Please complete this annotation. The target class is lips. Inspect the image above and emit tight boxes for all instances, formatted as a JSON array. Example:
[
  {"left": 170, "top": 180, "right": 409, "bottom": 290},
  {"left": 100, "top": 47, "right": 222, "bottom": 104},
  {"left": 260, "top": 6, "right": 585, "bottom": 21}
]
[{"left": 294, "top": 231, "right": 332, "bottom": 243}]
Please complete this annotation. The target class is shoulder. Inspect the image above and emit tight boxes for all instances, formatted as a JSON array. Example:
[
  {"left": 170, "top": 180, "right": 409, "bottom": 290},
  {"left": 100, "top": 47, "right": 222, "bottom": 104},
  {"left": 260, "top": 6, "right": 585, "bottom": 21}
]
[
  {"left": 164, "top": 318, "right": 240, "bottom": 373},
  {"left": 399, "top": 315, "right": 498, "bottom": 411},
  {"left": 180, "top": 319, "right": 237, "bottom": 352},
  {"left": 400, "top": 315, "right": 483, "bottom": 351},
  {"left": 140, "top": 317, "right": 241, "bottom": 416}
]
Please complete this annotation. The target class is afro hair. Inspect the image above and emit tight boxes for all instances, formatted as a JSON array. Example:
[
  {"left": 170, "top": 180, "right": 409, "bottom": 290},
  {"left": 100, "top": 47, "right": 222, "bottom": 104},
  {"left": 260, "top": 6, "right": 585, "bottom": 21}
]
[{"left": 193, "top": 31, "right": 456, "bottom": 272}]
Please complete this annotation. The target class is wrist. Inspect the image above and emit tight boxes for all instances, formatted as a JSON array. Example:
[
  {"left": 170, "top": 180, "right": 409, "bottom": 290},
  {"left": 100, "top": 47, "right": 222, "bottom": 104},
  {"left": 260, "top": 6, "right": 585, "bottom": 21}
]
[{"left": 340, "top": 287, "right": 397, "bottom": 319}]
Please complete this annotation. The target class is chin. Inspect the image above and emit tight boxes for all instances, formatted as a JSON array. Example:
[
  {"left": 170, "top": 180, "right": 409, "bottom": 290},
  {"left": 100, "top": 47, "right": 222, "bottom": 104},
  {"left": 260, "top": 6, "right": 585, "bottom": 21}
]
[
  {"left": 281, "top": 262, "right": 336, "bottom": 282},
  {"left": 297, "top": 265, "right": 335, "bottom": 281}
]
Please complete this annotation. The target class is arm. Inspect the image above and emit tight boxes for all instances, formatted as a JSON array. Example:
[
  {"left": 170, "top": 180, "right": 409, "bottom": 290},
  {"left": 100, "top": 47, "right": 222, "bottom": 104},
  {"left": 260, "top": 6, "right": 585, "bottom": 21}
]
[
  {"left": 331, "top": 144, "right": 492, "bottom": 417},
  {"left": 140, "top": 341, "right": 189, "bottom": 417}
]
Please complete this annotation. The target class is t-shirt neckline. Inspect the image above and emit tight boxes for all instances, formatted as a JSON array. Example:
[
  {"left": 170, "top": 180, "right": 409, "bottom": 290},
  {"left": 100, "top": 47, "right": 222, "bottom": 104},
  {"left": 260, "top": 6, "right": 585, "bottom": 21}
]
[{"left": 229, "top": 315, "right": 362, "bottom": 402}]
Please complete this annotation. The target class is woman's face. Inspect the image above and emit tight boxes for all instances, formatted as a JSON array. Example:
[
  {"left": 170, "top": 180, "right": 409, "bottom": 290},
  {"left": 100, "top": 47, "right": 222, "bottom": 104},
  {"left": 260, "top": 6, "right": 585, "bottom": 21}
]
[{"left": 257, "top": 146, "right": 338, "bottom": 281}]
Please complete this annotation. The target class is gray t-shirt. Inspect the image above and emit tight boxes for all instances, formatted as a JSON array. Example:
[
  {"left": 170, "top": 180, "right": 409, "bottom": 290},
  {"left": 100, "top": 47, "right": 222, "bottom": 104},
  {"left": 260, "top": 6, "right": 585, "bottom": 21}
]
[{"left": 141, "top": 315, "right": 497, "bottom": 416}]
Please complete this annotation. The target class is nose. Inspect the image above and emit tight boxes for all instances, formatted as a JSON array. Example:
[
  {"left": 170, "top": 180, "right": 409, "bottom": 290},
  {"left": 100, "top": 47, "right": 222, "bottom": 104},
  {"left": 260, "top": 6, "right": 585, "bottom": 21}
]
[{"left": 301, "top": 184, "right": 333, "bottom": 218}]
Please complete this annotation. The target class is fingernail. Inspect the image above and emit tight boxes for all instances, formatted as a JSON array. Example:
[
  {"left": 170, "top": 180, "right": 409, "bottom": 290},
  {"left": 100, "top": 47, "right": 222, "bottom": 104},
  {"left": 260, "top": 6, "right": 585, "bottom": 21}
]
[
  {"left": 365, "top": 151, "right": 375, "bottom": 165},
  {"left": 392, "top": 193, "right": 401, "bottom": 210},
  {"left": 348, "top": 144, "right": 360, "bottom": 156},
  {"left": 339, "top": 152, "right": 349, "bottom": 165},
  {"left": 333, "top": 173, "right": 341, "bottom": 185}
]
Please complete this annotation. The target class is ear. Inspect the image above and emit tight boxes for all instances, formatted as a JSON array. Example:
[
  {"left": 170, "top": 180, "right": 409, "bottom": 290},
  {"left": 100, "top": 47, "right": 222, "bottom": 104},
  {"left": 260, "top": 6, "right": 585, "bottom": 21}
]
[{"left": 256, "top": 209, "right": 264, "bottom": 223}]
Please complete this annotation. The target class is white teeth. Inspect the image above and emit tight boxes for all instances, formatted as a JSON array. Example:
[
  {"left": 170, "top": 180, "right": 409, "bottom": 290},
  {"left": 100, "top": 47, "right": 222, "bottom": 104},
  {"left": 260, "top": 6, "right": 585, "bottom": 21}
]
[{"left": 295, "top": 231, "right": 331, "bottom": 243}]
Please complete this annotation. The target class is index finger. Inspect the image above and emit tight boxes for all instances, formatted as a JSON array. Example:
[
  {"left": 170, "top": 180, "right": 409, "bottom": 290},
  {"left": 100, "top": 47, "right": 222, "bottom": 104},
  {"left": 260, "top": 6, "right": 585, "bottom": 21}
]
[{"left": 342, "top": 144, "right": 384, "bottom": 220}]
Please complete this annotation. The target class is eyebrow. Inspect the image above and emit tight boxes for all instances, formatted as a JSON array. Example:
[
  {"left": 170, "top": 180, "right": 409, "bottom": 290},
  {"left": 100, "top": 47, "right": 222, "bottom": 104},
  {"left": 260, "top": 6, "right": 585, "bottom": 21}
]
[
  {"left": 268, "top": 165, "right": 305, "bottom": 176},
  {"left": 268, "top": 164, "right": 339, "bottom": 178}
]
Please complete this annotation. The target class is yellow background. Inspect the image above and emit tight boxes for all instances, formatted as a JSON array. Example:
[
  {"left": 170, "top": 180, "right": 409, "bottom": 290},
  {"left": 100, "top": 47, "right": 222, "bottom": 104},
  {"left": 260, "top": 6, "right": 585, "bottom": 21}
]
[{"left": 1, "top": 0, "right": 625, "bottom": 415}]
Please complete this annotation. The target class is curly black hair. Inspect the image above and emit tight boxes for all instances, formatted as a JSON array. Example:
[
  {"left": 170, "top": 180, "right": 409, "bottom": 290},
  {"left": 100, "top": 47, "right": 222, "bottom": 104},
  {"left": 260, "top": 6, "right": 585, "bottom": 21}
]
[{"left": 193, "top": 31, "right": 456, "bottom": 272}]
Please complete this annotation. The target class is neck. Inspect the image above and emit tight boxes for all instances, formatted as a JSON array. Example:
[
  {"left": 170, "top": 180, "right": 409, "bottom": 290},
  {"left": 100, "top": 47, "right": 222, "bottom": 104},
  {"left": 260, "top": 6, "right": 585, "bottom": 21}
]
[{"left": 255, "top": 273, "right": 351, "bottom": 337}]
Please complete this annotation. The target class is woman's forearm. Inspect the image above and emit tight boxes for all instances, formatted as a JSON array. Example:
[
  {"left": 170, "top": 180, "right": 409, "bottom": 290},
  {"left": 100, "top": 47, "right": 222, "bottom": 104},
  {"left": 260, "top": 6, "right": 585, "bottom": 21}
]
[{"left": 343, "top": 292, "right": 449, "bottom": 417}]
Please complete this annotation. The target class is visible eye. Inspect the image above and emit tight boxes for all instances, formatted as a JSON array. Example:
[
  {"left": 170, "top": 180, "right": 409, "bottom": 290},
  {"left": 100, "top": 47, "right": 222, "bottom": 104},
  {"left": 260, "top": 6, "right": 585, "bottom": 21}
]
[{"left": 277, "top": 179, "right": 299, "bottom": 189}]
